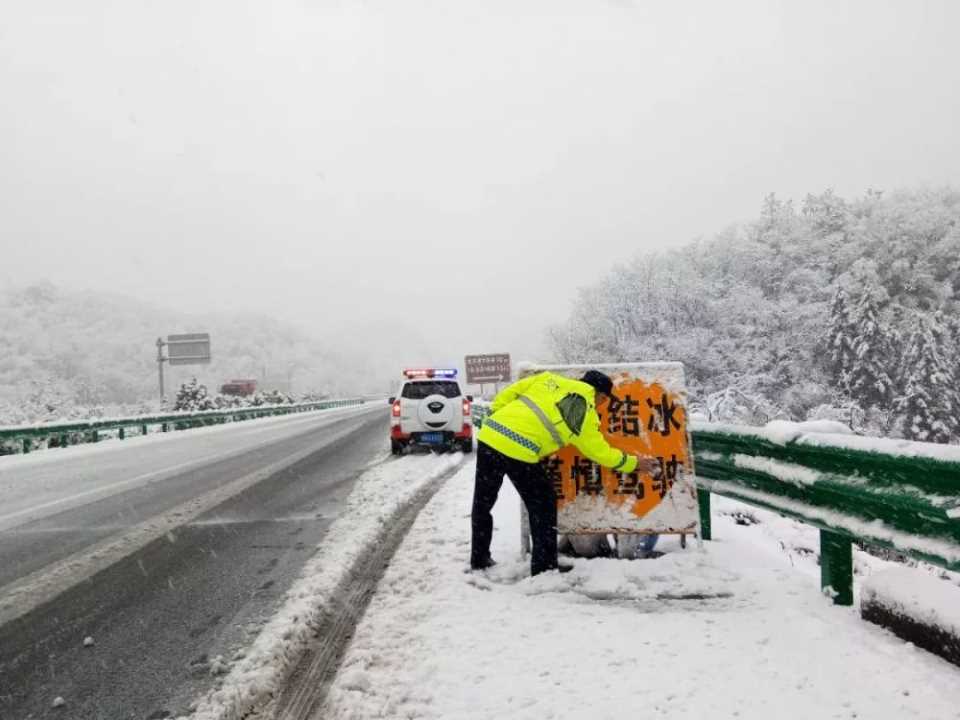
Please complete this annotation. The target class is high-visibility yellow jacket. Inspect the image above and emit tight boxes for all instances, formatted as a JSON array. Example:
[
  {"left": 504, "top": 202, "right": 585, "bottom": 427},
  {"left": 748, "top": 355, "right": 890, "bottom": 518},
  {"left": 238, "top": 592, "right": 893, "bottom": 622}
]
[{"left": 477, "top": 371, "right": 639, "bottom": 473}]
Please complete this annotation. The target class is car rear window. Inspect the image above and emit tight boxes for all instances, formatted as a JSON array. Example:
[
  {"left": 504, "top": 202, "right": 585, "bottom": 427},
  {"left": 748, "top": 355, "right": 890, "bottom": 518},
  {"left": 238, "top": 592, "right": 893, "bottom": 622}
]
[{"left": 401, "top": 381, "right": 461, "bottom": 399}]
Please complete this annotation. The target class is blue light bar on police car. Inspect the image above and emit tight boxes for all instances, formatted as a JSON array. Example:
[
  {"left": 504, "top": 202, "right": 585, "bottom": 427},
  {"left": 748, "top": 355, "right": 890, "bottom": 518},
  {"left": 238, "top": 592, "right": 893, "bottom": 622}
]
[{"left": 403, "top": 368, "right": 458, "bottom": 379}]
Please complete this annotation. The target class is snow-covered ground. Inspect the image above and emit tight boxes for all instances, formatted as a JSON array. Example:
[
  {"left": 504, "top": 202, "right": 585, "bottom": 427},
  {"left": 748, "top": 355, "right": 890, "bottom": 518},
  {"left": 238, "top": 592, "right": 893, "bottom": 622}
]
[
  {"left": 318, "top": 461, "right": 960, "bottom": 720},
  {"left": 863, "top": 567, "right": 960, "bottom": 639},
  {"left": 181, "top": 451, "right": 465, "bottom": 720}
]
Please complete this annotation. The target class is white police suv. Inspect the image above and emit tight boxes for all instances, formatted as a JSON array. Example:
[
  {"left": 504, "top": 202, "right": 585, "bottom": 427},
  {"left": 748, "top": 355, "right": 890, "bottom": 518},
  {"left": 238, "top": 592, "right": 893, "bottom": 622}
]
[{"left": 389, "top": 368, "right": 473, "bottom": 455}]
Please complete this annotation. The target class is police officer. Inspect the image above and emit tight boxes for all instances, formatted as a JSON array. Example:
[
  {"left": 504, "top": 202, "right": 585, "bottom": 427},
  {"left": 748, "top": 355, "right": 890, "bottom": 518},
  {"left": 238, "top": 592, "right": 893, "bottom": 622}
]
[{"left": 471, "top": 369, "right": 658, "bottom": 575}]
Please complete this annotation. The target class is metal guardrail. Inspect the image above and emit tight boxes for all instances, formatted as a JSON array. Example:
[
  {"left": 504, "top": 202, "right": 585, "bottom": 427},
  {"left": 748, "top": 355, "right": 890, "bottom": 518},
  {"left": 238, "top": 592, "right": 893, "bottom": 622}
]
[
  {"left": 692, "top": 423, "right": 960, "bottom": 605},
  {"left": 462, "top": 406, "right": 959, "bottom": 607},
  {"left": 0, "top": 399, "right": 367, "bottom": 455},
  {"left": 471, "top": 403, "right": 491, "bottom": 428}
]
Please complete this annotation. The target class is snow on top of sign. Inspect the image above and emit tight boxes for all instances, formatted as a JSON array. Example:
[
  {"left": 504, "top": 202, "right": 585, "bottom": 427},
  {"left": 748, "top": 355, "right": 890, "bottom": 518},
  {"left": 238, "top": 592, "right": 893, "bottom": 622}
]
[
  {"left": 694, "top": 419, "right": 960, "bottom": 464},
  {"left": 636, "top": 478, "right": 700, "bottom": 531},
  {"left": 862, "top": 567, "right": 960, "bottom": 637}
]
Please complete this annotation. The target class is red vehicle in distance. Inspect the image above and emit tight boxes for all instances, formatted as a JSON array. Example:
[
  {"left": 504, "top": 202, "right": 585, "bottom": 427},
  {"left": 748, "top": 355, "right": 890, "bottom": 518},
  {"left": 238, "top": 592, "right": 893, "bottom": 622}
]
[{"left": 220, "top": 379, "right": 258, "bottom": 397}]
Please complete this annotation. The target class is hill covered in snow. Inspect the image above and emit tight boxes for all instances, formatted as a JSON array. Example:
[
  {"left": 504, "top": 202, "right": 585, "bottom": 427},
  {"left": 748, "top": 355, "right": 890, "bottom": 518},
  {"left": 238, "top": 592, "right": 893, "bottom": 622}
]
[
  {"left": 0, "top": 282, "right": 381, "bottom": 424},
  {"left": 549, "top": 187, "right": 960, "bottom": 442}
]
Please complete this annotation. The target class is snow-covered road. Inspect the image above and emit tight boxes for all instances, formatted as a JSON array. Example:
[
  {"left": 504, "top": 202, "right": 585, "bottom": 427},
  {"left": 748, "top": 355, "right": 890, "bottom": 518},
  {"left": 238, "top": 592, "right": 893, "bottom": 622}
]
[
  {"left": 0, "top": 403, "right": 396, "bottom": 719},
  {"left": 7, "top": 416, "right": 958, "bottom": 720},
  {"left": 0, "top": 403, "right": 379, "bottom": 532},
  {"left": 319, "top": 460, "right": 960, "bottom": 720}
]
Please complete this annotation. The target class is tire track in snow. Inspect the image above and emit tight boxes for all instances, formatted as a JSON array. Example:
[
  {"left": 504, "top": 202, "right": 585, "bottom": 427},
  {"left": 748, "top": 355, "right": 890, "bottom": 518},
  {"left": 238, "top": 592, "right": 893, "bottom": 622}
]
[
  {"left": 179, "top": 453, "right": 465, "bottom": 720},
  {"left": 270, "top": 463, "right": 459, "bottom": 720}
]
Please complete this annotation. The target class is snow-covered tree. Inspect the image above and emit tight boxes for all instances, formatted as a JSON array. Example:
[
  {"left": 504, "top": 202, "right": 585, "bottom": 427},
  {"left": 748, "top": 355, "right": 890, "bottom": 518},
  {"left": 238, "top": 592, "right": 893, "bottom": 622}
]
[
  {"left": 932, "top": 311, "right": 960, "bottom": 435},
  {"left": 694, "top": 386, "right": 780, "bottom": 425},
  {"left": 547, "top": 187, "right": 960, "bottom": 436},
  {"left": 824, "top": 288, "right": 858, "bottom": 394},
  {"left": 250, "top": 390, "right": 295, "bottom": 406},
  {"left": 895, "top": 315, "right": 958, "bottom": 443},
  {"left": 847, "top": 291, "right": 895, "bottom": 409},
  {"left": 936, "top": 312, "right": 960, "bottom": 367},
  {"left": 802, "top": 188, "right": 850, "bottom": 238},
  {"left": 173, "top": 378, "right": 216, "bottom": 412}
]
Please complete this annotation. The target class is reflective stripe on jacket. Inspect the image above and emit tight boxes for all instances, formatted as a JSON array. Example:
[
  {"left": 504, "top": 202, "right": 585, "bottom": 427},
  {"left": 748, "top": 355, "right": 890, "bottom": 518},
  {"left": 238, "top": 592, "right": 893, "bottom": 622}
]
[{"left": 477, "top": 371, "right": 639, "bottom": 473}]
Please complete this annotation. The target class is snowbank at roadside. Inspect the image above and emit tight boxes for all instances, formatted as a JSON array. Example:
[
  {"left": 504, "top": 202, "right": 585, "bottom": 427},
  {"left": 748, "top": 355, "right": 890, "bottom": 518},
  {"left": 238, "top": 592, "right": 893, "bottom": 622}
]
[
  {"left": 863, "top": 567, "right": 960, "bottom": 637},
  {"left": 320, "top": 462, "right": 960, "bottom": 720},
  {"left": 179, "top": 452, "right": 463, "bottom": 720}
]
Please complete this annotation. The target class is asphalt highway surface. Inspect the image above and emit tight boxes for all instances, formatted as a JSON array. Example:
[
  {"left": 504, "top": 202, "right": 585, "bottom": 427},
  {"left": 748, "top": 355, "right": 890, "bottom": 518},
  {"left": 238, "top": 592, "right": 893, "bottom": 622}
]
[{"left": 0, "top": 405, "right": 387, "bottom": 719}]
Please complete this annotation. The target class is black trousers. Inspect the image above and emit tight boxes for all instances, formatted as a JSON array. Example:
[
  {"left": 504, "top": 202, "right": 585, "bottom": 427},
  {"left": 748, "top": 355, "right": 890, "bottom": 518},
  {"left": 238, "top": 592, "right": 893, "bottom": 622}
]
[{"left": 471, "top": 441, "right": 559, "bottom": 575}]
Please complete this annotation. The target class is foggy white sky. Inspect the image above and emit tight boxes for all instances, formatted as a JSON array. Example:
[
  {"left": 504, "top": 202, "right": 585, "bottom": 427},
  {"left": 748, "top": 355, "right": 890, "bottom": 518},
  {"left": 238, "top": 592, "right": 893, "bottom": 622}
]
[{"left": 3, "top": 0, "right": 960, "bottom": 375}]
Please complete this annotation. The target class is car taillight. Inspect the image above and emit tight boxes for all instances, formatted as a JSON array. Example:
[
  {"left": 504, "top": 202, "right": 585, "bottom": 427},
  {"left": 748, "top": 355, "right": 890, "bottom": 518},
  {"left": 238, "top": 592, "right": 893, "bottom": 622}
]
[{"left": 392, "top": 400, "right": 401, "bottom": 418}]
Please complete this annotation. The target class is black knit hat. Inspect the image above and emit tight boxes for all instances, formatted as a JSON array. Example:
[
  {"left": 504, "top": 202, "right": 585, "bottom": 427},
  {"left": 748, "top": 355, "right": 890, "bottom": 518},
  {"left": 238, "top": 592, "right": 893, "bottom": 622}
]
[{"left": 580, "top": 370, "right": 620, "bottom": 403}]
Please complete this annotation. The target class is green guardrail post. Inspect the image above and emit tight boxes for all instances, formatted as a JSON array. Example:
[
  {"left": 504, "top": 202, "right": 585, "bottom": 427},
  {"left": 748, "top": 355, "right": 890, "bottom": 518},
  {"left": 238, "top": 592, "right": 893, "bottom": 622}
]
[
  {"left": 92, "top": 430, "right": 99, "bottom": 443},
  {"left": 697, "top": 488, "right": 712, "bottom": 541},
  {"left": 60, "top": 434, "right": 68, "bottom": 448},
  {"left": 141, "top": 424, "right": 148, "bottom": 436},
  {"left": 118, "top": 427, "right": 125, "bottom": 440},
  {"left": 162, "top": 423, "right": 169, "bottom": 433},
  {"left": 22, "top": 437, "right": 30, "bottom": 454},
  {"left": 820, "top": 530, "right": 853, "bottom": 606}
]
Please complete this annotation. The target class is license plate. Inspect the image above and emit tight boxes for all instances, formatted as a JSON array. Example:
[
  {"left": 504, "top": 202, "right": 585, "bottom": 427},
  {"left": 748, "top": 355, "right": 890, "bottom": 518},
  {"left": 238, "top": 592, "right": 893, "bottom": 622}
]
[{"left": 420, "top": 432, "right": 444, "bottom": 444}]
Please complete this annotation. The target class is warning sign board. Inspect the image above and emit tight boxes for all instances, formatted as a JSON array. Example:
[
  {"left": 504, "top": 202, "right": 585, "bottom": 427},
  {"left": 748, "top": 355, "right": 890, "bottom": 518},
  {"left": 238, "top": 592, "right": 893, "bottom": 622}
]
[
  {"left": 465, "top": 354, "right": 511, "bottom": 384},
  {"left": 519, "top": 362, "right": 699, "bottom": 535},
  {"left": 167, "top": 333, "right": 211, "bottom": 366}
]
